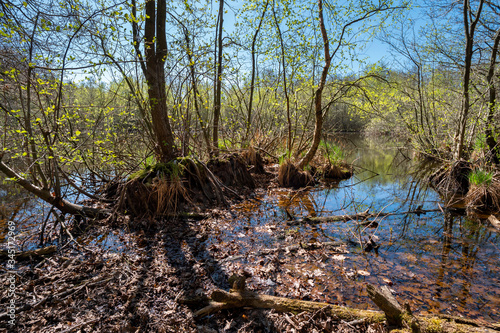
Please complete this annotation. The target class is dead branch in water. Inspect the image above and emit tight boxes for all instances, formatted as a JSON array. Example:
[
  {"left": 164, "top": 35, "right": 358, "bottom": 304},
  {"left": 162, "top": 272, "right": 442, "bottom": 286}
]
[
  {"left": 287, "top": 208, "right": 440, "bottom": 226},
  {"left": 192, "top": 277, "right": 500, "bottom": 333}
]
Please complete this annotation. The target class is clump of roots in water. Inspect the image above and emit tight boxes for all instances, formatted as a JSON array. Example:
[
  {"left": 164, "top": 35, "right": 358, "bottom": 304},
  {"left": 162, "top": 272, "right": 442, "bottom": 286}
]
[
  {"left": 241, "top": 146, "right": 266, "bottom": 174},
  {"left": 278, "top": 160, "right": 314, "bottom": 188},
  {"left": 207, "top": 153, "right": 255, "bottom": 188},
  {"left": 465, "top": 169, "right": 500, "bottom": 213},
  {"left": 119, "top": 157, "right": 231, "bottom": 222},
  {"left": 312, "top": 155, "right": 352, "bottom": 180},
  {"left": 313, "top": 140, "right": 352, "bottom": 180},
  {"left": 122, "top": 161, "right": 189, "bottom": 219},
  {"left": 429, "top": 160, "right": 472, "bottom": 195}
]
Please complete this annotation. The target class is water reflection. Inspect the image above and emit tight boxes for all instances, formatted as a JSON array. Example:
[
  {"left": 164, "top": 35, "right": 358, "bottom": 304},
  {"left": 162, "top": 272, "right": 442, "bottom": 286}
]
[
  {"left": 225, "top": 134, "right": 499, "bottom": 321},
  {"left": 0, "top": 176, "right": 42, "bottom": 247}
]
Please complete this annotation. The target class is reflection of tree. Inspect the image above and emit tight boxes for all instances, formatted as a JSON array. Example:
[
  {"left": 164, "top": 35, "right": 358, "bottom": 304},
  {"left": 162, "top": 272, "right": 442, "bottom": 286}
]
[
  {"left": 456, "top": 217, "right": 491, "bottom": 307},
  {"left": 1, "top": 175, "right": 39, "bottom": 244},
  {"left": 277, "top": 191, "right": 318, "bottom": 218},
  {"left": 434, "top": 210, "right": 453, "bottom": 298},
  {"left": 432, "top": 211, "right": 493, "bottom": 315}
]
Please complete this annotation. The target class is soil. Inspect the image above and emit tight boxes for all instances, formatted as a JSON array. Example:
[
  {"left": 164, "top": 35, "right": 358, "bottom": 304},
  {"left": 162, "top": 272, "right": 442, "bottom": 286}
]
[{"left": 0, "top": 161, "right": 390, "bottom": 333}]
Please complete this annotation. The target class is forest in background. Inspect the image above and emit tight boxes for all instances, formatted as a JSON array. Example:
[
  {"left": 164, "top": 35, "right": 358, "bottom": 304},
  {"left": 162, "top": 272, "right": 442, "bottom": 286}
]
[
  {"left": 0, "top": 0, "right": 499, "bottom": 215},
  {"left": 0, "top": 0, "right": 499, "bottom": 186},
  {"left": 1, "top": 1, "right": 500, "bottom": 332}
]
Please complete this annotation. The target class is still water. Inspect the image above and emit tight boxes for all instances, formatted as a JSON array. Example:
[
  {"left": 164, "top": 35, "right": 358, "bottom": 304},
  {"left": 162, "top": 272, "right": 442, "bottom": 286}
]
[
  {"left": 211, "top": 134, "right": 500, "bottom": 322},
  {"left": 1, "top": 134, "right": 499, "bottom": 322}
]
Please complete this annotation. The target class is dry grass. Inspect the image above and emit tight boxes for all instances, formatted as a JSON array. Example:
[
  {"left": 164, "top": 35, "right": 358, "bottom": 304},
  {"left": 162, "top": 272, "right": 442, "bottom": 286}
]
[
  {"left": 151, "top": 175, "right": 190, "bottom": 216},
  {"left": 241, "top": 146, "right": 265, "bottom": 173},
  {"left": 278, "top": 160, "right": 314, "bottom": 188},
  {"left": 429, "top": 160, "right": 472, "bottom": 195},
  {"left": 465, "top": 173, "right": 500, "bottom": 213}
]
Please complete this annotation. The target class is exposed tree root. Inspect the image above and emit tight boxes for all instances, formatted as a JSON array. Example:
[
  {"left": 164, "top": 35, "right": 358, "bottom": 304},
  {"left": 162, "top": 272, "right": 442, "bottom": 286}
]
[
  {"left": 241, "top": 146, "right": 266, "bottom": 174},
  {"left": 278, "top": 160, "right": 315, "bottom": 188},
  {"left": 286, "top": 208, "right": 440, "bottom": 226},
  {"left": 207, "top": 153, "right": 255, "bottom": 189},
  {"left": 318, "top": 162, "right": 353, "bottom": 180},
  {"left": 429, "top": 160, "right": 472, "bottom": 195},
  {"left": 465, "top": 174, "right": 500, "bottom": 213},
  {"left": 119, "top": 157, "right": 235, "bottom": 219}
]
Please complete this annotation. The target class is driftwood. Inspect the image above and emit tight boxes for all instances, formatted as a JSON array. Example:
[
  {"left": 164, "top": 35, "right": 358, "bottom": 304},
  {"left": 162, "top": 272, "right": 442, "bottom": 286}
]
[
  {"left": 0, "top": 245, "right": 57, "bottom": 260},
  {"left": 195, "top": 288, "right": 385, "bottom": 323},
  {"left": 367, "top": 284, "right": 500, "bottom": 333},
  {"left": 487, "top": 215, "right": 500, "bottom": 230},
  {"left": 367, "top": 284, "right": 420, "bottom": 332},
  {"left": 193, "top": 277, "right": 500, "bottom": 333},
  {"left": 287, "top": 208, "right": 440, "bottom": 226}
]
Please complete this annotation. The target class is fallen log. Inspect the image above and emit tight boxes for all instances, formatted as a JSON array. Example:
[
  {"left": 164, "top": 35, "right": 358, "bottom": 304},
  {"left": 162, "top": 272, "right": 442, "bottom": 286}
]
[
  {"left": 193, "top": 277, "right": 500, "bottom": 332},
  {"left": 487, "top": 215, "right": 500, "bottom": 230},
  {"left": 195, "top": 288, "right": 385, "bottom": 323},
  {"left": 367, "top": 284, "right": 500, "bottom": 333},
  {"left": 367, "top": 284, "right": 420, "bottom": 332},
  {"left": 287, "top": 208, "right": 440, "bottom": 226},
  {"left": 0, "top": 245, "right": 57, "bottom": 260}
]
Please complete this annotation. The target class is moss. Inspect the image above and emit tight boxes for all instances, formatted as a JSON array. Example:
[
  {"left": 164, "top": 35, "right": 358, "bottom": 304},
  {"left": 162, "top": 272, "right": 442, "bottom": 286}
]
[
  {"left": 424, "top": 317, "right": 446, "bottom": 333},
  {"left": 129, "top": 159, "right": 185, "bottom": 182}
]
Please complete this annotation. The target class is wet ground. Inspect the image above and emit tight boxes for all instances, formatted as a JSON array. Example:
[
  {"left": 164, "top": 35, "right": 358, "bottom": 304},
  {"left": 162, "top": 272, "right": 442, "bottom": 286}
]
[
  {"left": 202, "top": 135, "right": 500, "bottom": 322},
  {"left": 1, "top": 134, "right": 499, "bottom": 331}
]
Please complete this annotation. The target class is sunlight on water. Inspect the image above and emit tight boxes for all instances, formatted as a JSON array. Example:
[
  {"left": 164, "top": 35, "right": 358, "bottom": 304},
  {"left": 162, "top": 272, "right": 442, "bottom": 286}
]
[{"left": 226, "top": 134, "right": 500, "bottom": 321}]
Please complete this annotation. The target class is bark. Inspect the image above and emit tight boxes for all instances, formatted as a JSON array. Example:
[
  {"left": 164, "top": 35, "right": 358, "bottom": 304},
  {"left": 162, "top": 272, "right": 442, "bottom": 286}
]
[
  {"left": 185, "top": 30, "right": 211, "bottom": 150},
  {"left": 487, "top": 215, "right": 500, "bottom": 230},
  {"left": 196, "top": 288, "right": 385, "bottom": 323},
  {"left": 212, "top": 0, "right": 224, "bottom": 156},
  {"left": 246, "top": 0, "right": 269, "bottom": 140},
  {"left": 485, "top": 28, "right": 500, "bottom": 164},
  {"left": 454, "top": 0, "right": 484, "bottom": 160},
  {"left": 367, "top": 284, "right": 420, "bottom": 332},
  {"left": 143, "top": 0, "right": 177, "bottom": 162},
  {"left": 194, "top": 285, "right": 500, "bottom": 332},
  {"left": 297, "top": 0, "right": 330, "bottom": 169},
  {"left": 272, "top": 1, "right": 292, "bottom": 156}
]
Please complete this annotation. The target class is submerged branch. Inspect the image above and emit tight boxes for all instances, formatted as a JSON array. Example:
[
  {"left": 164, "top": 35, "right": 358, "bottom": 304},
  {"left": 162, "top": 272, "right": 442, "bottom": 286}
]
[
  {"left": 0, "top": 154, "right": 109, "bottom": 218},
  {"left": 287, "top": 208, "right": 440, "bottom": 226}
]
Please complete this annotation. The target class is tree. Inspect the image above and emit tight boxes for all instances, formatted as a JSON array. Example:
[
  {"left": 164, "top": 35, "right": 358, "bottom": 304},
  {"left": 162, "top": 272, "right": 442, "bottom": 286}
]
[
  {"left": 453, "top": 0, "right": 485, "bottom": 160},
  {"left": 298, "top": 0, "right": 406, "bottom": 169},
  {"left": 138, "top": 0, "right": 177, "bottom": 162},
  {"left": 212, "top": 0, "right": 225, "bottom": 155}
]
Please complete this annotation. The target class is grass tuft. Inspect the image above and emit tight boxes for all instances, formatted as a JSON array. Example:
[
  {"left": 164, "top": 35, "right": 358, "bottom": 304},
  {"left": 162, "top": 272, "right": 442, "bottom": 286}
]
[{"left": 468, "top": 169, "right": 493, "bottom": 186}]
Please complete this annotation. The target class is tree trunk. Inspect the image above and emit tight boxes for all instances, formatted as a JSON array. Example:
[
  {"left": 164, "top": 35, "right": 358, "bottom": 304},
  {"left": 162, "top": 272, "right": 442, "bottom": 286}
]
[
  {"left": 454, "top": 0, "right": 484, "bottom": 160},
  {"left": 246, "top": 0, "right": 269, "bottom": 141},
  {"left": 298, "top": 0, "right": 330, "bottom": 169},
  {"left": 485, "top": 28, "right": 500, "bottom": 164},
  {"left": 213, "top": 0, "right": 224, "bottom": 156},
  {"left": 143, "top": 0, "right": 177, "bottom": 162},
  {"left": 272, "top": 1, "right": 292, "bottom": 157}
]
